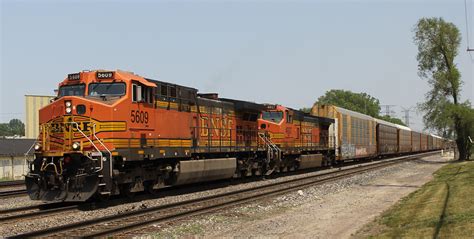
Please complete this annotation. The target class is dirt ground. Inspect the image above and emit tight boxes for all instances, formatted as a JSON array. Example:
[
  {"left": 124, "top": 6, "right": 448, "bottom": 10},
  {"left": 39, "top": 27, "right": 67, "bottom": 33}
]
[{"left": 148, "top": 155, "right": 452, "bottom": 238}]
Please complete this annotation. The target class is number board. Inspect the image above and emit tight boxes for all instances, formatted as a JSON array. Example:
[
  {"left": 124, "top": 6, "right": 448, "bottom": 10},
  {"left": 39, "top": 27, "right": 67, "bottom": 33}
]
[
  {"left": 96, "top": 71, "right": 114, "bottom": 79},
  {"left": 265, "top": 104, "right": 277, "bottom": 110},
  {"left": 68, "top": 73, "right": 80, "bottom": 81}
]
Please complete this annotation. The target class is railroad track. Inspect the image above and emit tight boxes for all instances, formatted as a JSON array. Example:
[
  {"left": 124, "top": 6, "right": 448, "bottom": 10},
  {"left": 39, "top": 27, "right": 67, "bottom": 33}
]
[
  {"left": 0, "top": 202, "right": 79, "bottom": 224},
  {"left": 10, "top": 151, "right": 439, "bottom": 238},
  {"left": 0, "top": 189, "right": 27, "bottom": 198},
  {"left": 0, "top": 180, "right": 27, "bottom": 199},
  {"left": 0, "top": 180, "right": 24, "bottom": 189}
]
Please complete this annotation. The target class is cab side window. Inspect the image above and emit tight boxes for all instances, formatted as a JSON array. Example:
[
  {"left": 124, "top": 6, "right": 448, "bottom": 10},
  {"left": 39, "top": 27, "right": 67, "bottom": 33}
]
[
  {"left": 286, "top": 111, "right": 293, "bottom": 123},
  {"left": 132, "top": 84, "right": 142, "bottom": 102},
  {"left": 132, "top": 83, "right": 153, "bottom": 104}
]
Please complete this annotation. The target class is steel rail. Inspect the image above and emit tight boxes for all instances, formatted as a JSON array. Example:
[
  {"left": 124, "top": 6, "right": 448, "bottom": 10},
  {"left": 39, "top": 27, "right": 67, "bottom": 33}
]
[
  {"left": 0, "top": 180, "right": 24, "bottom": 188},
  {"left": 9, "top": 151, "right": 439, "bottom": 238},
  {"left": 0, "top": 204, "right": 79, "bottom": 224},
  {"left": 0, "top": 189, "right": 27, "bottom": 198}
]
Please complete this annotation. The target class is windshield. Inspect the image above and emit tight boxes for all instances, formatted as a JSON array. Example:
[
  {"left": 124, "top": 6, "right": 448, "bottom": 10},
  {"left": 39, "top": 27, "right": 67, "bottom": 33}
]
[
  {"left": 88, "top": 83, "right": 126, "bottom": 96},
  {"left": 59, "top": 85, "right": 85, "bottom": 97},
  {"left": 262, "top": 111, "right": 283, "bottom": 123}
]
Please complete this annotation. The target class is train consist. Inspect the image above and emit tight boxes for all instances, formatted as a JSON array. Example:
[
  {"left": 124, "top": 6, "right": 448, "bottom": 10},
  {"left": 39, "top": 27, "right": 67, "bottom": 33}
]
[{"left": 26, "top": 70, "right": 448, "bottom": 202}]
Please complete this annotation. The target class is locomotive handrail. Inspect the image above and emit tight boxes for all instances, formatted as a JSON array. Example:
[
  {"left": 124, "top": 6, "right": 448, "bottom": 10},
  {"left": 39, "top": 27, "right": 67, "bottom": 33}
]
[
  {"left": 24, "top": 140, "right": 37, "bottom": 157},
  {"left": 68, "top": 121, "right": 104, "bottom": 173},
  {"left": 91, "top": 124, "right": 113, "bottom": 178},
  {"left": 257, "top": 131, "right": 282, "bottom": 175}
]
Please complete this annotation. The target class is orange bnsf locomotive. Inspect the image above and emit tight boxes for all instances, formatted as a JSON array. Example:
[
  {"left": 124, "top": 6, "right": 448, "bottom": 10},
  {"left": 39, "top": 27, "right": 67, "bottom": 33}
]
[{"left": 26, "top": 70, "right": 334, "bottom": 202}]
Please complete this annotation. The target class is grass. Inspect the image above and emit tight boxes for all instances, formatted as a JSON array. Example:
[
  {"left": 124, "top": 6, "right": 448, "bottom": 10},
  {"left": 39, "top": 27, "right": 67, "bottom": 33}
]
[{"left": 356, "top": 161, "right": 474, "bottom": 238}]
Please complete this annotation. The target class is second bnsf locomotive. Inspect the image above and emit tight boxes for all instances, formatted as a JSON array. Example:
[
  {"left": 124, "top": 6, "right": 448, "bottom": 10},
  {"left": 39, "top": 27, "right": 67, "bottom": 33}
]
[{"left": 26, "top": 70, "right": 334, "bottom": 202}]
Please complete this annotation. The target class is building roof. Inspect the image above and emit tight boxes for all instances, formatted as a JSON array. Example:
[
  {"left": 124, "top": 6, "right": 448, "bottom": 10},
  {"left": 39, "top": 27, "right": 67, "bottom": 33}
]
[
  {"left": 0, "top": 139, "right": 36, "bottom": 156},
  {"left": 24, "top": 95, "right": 55, "bottom": 98}
]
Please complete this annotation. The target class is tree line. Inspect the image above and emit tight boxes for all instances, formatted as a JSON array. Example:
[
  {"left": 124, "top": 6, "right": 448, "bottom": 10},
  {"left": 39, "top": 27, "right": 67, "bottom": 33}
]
[
  {"left": 301, "top": 89, "right": 408, "bottom": 126},
  {"left": 0, "top": 119, "right": 25, "bottom": 137}
]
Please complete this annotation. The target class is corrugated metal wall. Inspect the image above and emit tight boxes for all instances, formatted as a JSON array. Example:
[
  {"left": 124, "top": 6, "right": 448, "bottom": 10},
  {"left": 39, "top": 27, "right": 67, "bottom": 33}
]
[
  {"left": 0, "top": 156, "right": 32, "bottom": 180},
  {"left": 25, "top": 95, "right": 54, "bottom": 139}
]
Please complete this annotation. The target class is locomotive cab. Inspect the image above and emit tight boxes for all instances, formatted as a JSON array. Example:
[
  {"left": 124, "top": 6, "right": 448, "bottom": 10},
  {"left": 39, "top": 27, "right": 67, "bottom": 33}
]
[{"left": 258, "top": 105, "right": 298, "bottom": 147}]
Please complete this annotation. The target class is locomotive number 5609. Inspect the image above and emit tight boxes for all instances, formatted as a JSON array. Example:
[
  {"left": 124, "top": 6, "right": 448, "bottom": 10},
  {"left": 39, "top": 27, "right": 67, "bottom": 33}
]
[{"left": 131, "top": 110, "right": 148, "bottom": 124}]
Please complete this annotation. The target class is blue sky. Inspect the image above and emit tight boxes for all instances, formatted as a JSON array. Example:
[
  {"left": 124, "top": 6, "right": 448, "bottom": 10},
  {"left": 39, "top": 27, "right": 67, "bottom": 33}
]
[{"left": 1, "top": 0, "right": 473, "bottom": 131}]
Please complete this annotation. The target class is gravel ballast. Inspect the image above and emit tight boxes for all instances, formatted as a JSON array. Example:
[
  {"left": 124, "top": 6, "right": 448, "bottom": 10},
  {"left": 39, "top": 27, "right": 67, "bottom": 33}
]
[{"left": 139, "top": 154, "right": 452, "bottom": 238}]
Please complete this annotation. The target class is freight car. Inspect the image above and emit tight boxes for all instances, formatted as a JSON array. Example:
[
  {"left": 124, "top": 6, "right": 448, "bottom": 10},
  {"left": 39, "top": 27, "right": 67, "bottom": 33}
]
[
  {"left": 412, "top": 131, "right": 422, "bottom": 152},
  {"left": 420, "top": 132, "right": 428, "bottom": 151},
  {"left": 375, "top": 119, "right": 398, "bottom": 156},
  {"left": 397, "top": 125, "right": 412, "bottom": 154},
  {"left": 26, "top": 70, "right": 334, "bottom": 202},
  {"left": 310, "top": 105, "right": 377, "bottom": 162},
  {"left": 312, "top": 104, "right": 445, "bottom": 160}
]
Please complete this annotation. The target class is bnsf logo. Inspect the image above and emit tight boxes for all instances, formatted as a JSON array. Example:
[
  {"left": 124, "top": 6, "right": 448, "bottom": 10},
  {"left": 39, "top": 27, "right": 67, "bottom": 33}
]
[
  {"left": 50, "top": 122, "right": 92, "bottom": 133},
  {"left": 199, "top": 117, "right": 233, "bottom": 137}
]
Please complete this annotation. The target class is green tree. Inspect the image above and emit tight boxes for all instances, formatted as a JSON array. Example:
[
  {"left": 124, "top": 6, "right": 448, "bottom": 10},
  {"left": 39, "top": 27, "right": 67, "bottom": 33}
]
[
  {"left": 0, "top": 119, "right": 25, "bottom": 137},
  {"left": 414, "top": 17, "right": 472, "bottom": 160},
  {"left": 316, "top": 89, "right": 381, "bottom": 117},
  {"left": 0, "top": 123, "right": 11, "bottom": 137},
  {"left": 315, "top": 89, "right": 407, "bottom": 126},
  {"left": 8, "top": 119, "right": 25, "bottom": 136}
]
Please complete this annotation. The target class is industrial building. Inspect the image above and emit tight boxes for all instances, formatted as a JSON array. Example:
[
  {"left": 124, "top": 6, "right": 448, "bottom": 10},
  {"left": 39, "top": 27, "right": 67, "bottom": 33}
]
[
  {"left": 25, "top": 95, "right": 55, "bottom": 139},
  {"left": 0, "top": 138, "right": 34, "bottom": 180}
]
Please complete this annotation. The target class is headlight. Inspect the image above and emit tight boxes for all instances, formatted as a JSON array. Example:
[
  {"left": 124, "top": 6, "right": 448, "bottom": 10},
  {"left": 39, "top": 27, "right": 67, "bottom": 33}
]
[
  {"left": 34, "top": 143, "right": 41, "bottom": 151},
  {"left": 65, "top": 101, "right": 72, "bottom": 107},
  {"left": 66, "top": 107, "right": 72, "bottom": 114},
  {"left": 72, "top": 142, "right": 80, "bottom": 150}
]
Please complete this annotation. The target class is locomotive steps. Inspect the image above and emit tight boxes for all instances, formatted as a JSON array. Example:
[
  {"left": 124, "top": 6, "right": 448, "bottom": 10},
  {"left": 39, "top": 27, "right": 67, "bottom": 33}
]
[{"left": 7, "top": 151, "right": 439, "bottom": 238}]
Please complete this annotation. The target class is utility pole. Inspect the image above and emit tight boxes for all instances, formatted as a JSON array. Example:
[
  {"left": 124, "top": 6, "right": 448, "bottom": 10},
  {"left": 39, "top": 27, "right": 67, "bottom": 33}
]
[{"left": 465, "top": 0, "right": 474, "bottom": 52}]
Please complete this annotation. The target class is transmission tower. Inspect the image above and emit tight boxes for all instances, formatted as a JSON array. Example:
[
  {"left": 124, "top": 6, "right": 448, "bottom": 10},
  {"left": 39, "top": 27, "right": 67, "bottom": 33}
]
[
  {"left": 380, "top": 105, "right": 396, "bottom": 118},
  {"left": 400, "top": 106, "right": 414, "bottom": 127}
]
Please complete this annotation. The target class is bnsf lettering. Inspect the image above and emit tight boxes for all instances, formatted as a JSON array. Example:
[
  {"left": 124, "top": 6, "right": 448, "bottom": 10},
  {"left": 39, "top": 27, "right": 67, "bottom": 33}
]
[
  {"left": 50, "top": 122, "right": 91, "bottom": 133},
  {"left": 131, "top": 110, "right": 148, "bottom": 124},
  {"left": 200, "top": 116, "right": 233, "bottom": 137}
]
